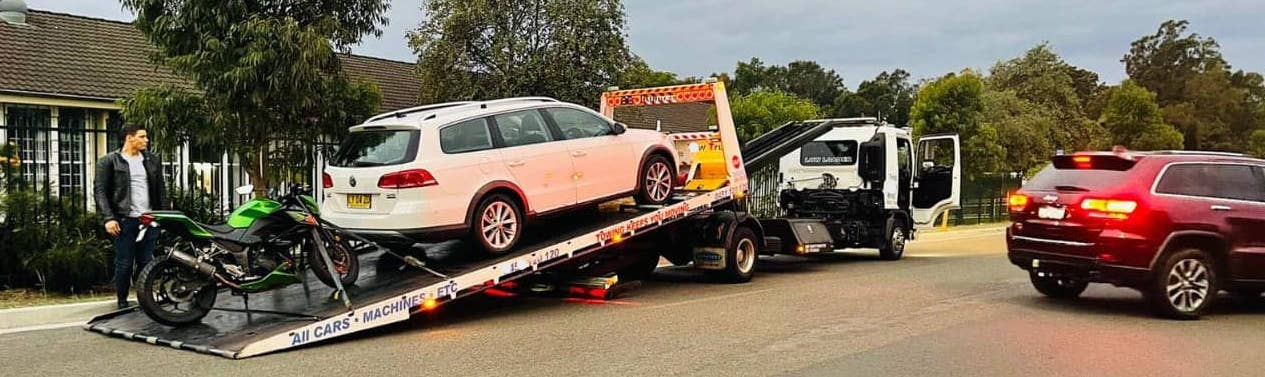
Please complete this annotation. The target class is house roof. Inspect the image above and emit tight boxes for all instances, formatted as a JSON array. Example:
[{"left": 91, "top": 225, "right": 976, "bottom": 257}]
[
  {"left": 613, "top": 102, "right": 714, "bottom": 133},
  {"left": 0, "top": 9, "right": 421, "bottom": 111}
]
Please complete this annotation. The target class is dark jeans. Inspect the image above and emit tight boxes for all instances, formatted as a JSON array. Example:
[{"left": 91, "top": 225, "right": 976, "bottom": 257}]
[{"left": 114, "top": 217, "right": 158, "bottom": 304}]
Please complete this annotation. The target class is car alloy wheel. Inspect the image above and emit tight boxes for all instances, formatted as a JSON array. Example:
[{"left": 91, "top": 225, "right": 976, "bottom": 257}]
[
  {"left": 1167, "top": 258, "right": 1211, "bottom": 313},
  {"left": 481, "top": 201, "right": 519, "bottom": 249},
  {"left": 645, "top": 161, "right": 672, "bottom": 202}
]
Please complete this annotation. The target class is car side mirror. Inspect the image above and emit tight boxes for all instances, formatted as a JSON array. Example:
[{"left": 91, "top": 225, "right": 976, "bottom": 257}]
[
  {"left": 235, "top": 185, "right": 254, "bottom": 195},
  {"left": 611, "top": 122, "right": 627, "bottom": 135}
]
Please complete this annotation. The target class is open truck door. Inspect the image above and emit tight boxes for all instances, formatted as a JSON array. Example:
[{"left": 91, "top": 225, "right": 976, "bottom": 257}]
[{"left": 912, "top": 134, "right": 960, "bottom": 225}]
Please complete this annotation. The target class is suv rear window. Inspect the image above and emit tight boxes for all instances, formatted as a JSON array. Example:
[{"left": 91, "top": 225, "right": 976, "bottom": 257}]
[
  {"left": 800, "top": 141, "right": 858, "bottom": 166},
  {"left": 330, "top": 129, "right": 419, "bottom": 167},
  {"left": 1024, "top": 163, "right": 1134, "bottom": 191}
]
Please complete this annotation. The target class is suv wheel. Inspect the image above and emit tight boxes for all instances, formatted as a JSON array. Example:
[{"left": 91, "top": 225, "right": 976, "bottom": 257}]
[
  {"left": 471, "top": 193, "right": 523, "bottom": 256},
  {"left": 1147, "top": 248, "right": 1218, "bottom": 320},
  {"left": 1029, "top": 271, "right": 1089, "bottom": 299},
  {"left": 635, "top": 155, "right": 674, "bottom": 206}
]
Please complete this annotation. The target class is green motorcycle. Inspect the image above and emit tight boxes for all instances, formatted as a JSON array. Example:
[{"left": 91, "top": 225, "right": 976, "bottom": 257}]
[{"left": 135, "top": 184, "right": 360, "bottom": 326}]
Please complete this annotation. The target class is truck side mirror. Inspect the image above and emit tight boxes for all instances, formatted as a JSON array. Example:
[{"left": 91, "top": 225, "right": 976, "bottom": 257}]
[{"left": 859, "top": 137, "right": 885, "bottom": 184}]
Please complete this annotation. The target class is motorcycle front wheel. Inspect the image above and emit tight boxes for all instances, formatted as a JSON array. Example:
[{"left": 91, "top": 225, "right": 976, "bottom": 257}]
[
  {"left": 308, "top": 234, "right": 360, "bottom": 288},
  {"left": 137, "top": 255, "right": 218, "bottom": 326}
]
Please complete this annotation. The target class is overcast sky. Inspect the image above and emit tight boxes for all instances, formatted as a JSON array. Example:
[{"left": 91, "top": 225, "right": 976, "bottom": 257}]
[{"left": 38, "top": 0, "right": 1265, "bottom": 87}]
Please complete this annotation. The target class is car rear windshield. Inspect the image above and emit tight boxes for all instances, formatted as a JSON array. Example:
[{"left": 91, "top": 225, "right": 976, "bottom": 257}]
[
  {"left": 330, "top": 129, "right": 420, "bottom": 168},
  {"left": 800, "top": 141, "right": 858, "bottom": 166},
  {"left": 1023, "top": 163, "right": 1134, "bottom": 192}
]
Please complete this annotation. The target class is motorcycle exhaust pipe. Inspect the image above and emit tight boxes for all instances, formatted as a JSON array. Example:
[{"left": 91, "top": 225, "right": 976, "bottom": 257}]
[{"left": 168, "top": 249, "right": 219, "bottom": 276}]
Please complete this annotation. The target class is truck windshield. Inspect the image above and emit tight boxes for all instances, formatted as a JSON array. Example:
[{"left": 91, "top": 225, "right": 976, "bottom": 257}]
[
  {"left": 800, "top": 141, "right": 858, "bottom": 166},
  {"left": 330, "top": 130, "right": 420, "bottom": 167}
]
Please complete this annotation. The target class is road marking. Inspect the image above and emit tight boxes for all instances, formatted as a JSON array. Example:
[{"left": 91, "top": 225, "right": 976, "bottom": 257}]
[
  {"left": 643, "top": 288, "right": 775, "bottom": 310},
  {"left": 0, "top": 321, "right": 84, "bottom": 336}
]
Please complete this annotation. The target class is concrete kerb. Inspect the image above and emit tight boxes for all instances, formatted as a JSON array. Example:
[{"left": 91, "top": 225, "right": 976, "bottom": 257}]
[{"left": 0, "top": 298, "right": 127, "bottom": 334}]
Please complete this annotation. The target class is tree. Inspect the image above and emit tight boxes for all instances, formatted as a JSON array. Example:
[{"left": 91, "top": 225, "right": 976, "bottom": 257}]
[
  {"left": 834, "top": 69, "right": 916, "bottom": 126},
  {"left": 1100, "top": 81, "right": 1184, "bottom": 150},
  {"left": 987, "top": 43, "right": 1099, "bottom": 151},
  {"left": 409, "top": 0, "right": 632, "bottom": 107},
  {"left": 620, "top": 58, "right": 690, "bottom": 89},
  {"left": 981, "top": 90, "right": 1054, "bottom": 174},
  {"left": 1249, "top": 129, "right": 1265, "bottom": 158},
  {"left": 1123, "top": 20, "right": 1225, "bottom": 107},
  {"left": 120, "top": 0, "right": 387, "bottom": 195},
  {"left": 731, "top": 58, "right": 845, "bottom": 108},
  {"left": 910, "top": 71, "right": 1002, "bottom": 176},
  {"left": 729, "top": 91, "right": 821, "bottom": 143}
]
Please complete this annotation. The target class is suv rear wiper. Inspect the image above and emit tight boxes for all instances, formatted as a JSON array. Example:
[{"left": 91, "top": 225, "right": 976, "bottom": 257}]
[
  {"left": 352, "top": 161, "right": 387, "bottom": 167},
  {"left": 1054, "top": 185, "right": 1090, "bottom": 192}
]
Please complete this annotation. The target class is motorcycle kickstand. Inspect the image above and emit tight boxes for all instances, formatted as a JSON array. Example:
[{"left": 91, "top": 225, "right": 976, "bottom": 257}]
[
  {"left": 242, "top": 293, "right": 252, "bottom": 324},
  {"left": 312, "top": 228, "right": 352, "bottom": 309}
]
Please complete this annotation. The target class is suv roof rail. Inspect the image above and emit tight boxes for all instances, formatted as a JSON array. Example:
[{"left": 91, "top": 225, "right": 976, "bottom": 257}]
[
  {"left": 808, "top": 117, "right": 879, "bottom": 125},
  {"left": 1140, "top": 150, "right": 1248, "bottom": 157},
  {"left": 470, "top": 97, "right": 559, "bottom": 109},
  {"left": 366, "top": 101, "right": 475, "bottom": 122}
]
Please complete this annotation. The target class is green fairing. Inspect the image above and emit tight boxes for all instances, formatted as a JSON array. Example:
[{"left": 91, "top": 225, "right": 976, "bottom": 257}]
[
  {"left": 238, "top": 264, "right": 300, "bottom": 293},
  {"left": 228, "top": 198, "right": 283, "bottom": 228},
  {"left": 300, "top": 195, "right": 320, "bottom": 216},
  {"left": 150, "top": 212, "right": 213, "bottom": 239}
]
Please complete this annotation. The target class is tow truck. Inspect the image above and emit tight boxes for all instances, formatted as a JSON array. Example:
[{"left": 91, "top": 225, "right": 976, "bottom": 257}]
[
  {"left": 741, "top": 118, "right": 962, "bottom": 260},
  {"left": 83, "top": 81, "right": 766, "bottom": 358}
]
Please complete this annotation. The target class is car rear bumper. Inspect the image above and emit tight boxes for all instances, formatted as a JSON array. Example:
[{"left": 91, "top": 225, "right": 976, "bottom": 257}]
[
  {"left": 337, "top": 225, "right": 467, "bottom": 249},
  {"left": 1006, "top": 228, "right": 1154, "bottom": 287}
]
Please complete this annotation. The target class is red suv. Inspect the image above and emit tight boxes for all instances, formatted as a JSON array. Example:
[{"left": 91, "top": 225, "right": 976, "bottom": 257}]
[{"left": 1007, "top": 151, "right": 1265, "bottom": 319}]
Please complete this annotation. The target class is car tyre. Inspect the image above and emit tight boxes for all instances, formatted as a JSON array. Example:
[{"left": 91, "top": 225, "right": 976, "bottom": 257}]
[
  {"left": 1146, "top": 248, "right": 1218, "bottom": 320},
  {"left": 1029, "top": 271, "right": 1089, "bottom": 299},
  {"left": 878, "top": 218, "right": 907, "bottom": 261},
  {"left": 471, "top": 193, "right": 524, "bottom": 257},
  {"left": 707, "top": 226, "right": 758, "bottom": 283},
  {"left": 635, "top": 155, "right": 675, "bottom": 206}
]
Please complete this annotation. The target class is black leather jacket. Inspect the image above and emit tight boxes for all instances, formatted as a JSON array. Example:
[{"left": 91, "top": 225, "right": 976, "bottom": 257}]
[{"left": 93, "top": 150, "right": 165, "bottom": 223}]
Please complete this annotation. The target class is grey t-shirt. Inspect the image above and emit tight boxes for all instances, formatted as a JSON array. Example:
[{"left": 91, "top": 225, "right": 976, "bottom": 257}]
[{"left": 121, "top": 152, "right": 151, "bottom": 218}]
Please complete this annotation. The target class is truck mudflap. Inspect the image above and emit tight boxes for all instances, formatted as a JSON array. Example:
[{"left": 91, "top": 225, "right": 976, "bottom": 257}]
[{"left": 758, "top": 218, "right": 836, "bottom": 255}]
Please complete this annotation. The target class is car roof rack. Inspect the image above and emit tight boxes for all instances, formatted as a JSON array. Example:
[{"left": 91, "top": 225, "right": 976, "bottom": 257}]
[
  {"left": 1138, "top": 150, "right": 1248, "bottom": 157},
  {"left": 365, "top": 102, "right": 476, "bottom": 122},
  {"left": 364, "top": 97, "right": 560, "bottom": 123}
]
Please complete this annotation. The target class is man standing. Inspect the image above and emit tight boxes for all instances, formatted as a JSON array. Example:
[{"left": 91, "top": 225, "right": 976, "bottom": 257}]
[{"left": 94, "top": 125, "right": 165, "bottom": 309}]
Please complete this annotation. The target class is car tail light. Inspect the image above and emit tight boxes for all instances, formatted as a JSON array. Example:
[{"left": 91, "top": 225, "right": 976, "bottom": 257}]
[
  {"left": 378, "top": 169, "right": 438, "bottom": 189},
  {"left": 1080, "top": 198, "right": 1137, "bottom": 219},
  {"left": 322, "top": 172, "right": 333, "bottom": 189},
  {"left": 1008, "top": 193, "right": 1029, "bottom": 211}
]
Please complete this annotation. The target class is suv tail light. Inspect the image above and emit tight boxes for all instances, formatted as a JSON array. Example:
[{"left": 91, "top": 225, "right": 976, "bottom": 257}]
[
  {"left": 1080, "top": 198, "right": 1137, "bottom": 219},
  {"left": 1008, "top": 193, "right": 1029, "bottom": 211},
  {"left": 322, "top": 172, "right": 333, "bottom": 189},
  {"left": 379, "top": 169, "right": 438, "bottom": 189}
]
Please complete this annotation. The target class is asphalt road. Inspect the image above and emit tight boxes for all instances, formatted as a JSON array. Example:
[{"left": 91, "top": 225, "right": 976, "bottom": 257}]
[{"left": 3, "top": 228, "right": 1264, "bottom": 377}]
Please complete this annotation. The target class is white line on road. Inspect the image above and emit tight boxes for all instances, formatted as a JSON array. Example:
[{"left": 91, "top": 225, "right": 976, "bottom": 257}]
[{"left": 0, "top": 321, "right": 84, "bottom": 336}]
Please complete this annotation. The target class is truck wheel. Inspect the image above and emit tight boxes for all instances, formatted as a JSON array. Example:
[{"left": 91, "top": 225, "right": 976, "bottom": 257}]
[
  {"left": 1030, "top": 271, "right": 1088, "bottom": 299},
  {"left": 1146, "top": 248, "right": 1218, "bottom": 320},
  {"left": 617, "top": 252, "right": 661, "bottom": 282},
  {"left": 878, "top": 218, "right": 907, "bottom": 261},
  {"left": 708, "top": 226, "right": 758, "bottom": 283}
]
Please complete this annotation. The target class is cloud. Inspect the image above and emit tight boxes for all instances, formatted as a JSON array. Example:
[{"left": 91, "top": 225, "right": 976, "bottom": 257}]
[{"left": 37, "top": 0, "right": 1265, "bottom": 87}]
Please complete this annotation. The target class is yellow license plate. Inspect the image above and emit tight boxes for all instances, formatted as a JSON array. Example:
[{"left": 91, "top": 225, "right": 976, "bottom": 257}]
[{"left": 347, "top": 194, "right": 372, "bottom": 209}]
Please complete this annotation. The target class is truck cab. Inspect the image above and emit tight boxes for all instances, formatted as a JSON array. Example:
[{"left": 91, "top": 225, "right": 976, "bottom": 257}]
[{"left": 757, "top": 118, "right": 961, "bottom": 259}]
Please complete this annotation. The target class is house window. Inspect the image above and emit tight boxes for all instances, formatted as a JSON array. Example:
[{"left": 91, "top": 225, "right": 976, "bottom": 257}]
[
  {"left": 106, "top": 110, "right": 124, "bottom": 152},
  {"left": 5, "top": 106, "right": 52, "bottom": 187},
  {"left": 58, "top": 108, "right": 90, "bottom": 197}
]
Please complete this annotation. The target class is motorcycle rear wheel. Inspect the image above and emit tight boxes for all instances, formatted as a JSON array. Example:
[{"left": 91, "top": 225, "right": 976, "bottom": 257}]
[{"left": 137, "top": 255, "right": 218, "bottom": 326}]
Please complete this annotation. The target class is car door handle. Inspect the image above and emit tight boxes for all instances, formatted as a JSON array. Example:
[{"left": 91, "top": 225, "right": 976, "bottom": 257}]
[
  {"left": 508, "top": 160, "right": 526, "bottom": 167},
  {"left": 571, "top": 151, "right": 587, "bottom": 157},
  {"left": 1210, "top": 205, "right": 1233, "bottom": 211}
]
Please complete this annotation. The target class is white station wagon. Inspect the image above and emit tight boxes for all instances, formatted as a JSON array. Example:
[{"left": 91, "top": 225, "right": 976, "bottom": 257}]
[{"left": 322, "top": 98, "right": 678, "bottom": 255}]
